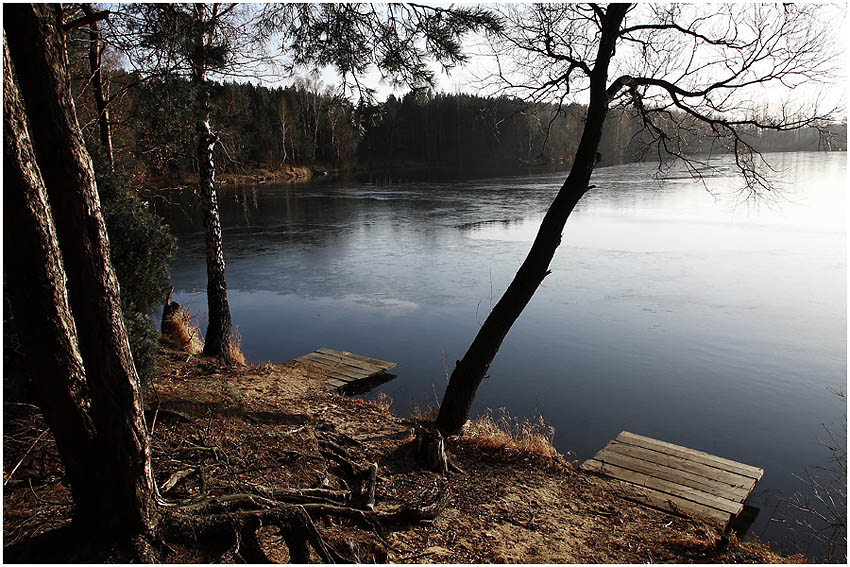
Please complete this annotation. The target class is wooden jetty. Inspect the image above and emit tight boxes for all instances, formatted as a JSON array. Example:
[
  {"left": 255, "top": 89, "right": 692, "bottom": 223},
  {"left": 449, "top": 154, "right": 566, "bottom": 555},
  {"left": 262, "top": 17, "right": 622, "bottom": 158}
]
[
  {"left": 292, "top": 348, "right": 397, "bottom": 391},
  {"left": 581, "top": 431, "right": 763, "bottom": 531}
]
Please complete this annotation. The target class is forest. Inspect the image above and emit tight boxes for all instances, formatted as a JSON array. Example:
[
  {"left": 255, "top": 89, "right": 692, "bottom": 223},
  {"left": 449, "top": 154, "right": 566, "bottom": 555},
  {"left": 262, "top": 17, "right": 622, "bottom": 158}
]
[{"left": 79, "top": 70, "right": 846, "bottom": 184}]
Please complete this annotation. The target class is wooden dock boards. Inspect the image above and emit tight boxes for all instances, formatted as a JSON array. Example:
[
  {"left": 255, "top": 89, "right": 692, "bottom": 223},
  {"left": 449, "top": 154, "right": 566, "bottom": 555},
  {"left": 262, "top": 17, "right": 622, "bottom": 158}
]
[
  {"left": 292, "top": 348, "right": 397, "bottom": 391},
  {"left": 581, "top": 431, "right": 763, "bottom": 530}
]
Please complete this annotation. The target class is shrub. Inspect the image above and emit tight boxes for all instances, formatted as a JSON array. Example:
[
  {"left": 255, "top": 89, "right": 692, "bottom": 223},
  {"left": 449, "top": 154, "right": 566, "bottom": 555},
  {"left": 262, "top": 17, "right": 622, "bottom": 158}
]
[{"left": 90, "top": 146, "right": 177, "bottom": 383}]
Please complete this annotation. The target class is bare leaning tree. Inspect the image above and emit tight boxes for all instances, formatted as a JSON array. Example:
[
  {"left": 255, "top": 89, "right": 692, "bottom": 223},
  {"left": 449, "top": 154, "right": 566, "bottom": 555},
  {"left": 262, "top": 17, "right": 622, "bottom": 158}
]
[{"left": 436, "top": 3, "right": 842, "bottom": 433}]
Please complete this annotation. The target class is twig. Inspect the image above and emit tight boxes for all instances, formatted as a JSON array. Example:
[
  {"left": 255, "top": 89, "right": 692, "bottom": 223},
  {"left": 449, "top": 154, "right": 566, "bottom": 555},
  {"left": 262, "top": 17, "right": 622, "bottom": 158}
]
[
  {"left": 365, "top": 462, "right": 378, "bottom": 510},
  {"left": 148, "top": 381, "right": 162, "bottom": 436},
  {"left": 4, "top": 429, "right": 49, "bottom": 486},
  {"left": 28, "top": 478, "right": 70, "bottom": 506},
  {"left": 149, "top": 407, "right": 160, "bottom": 437},
  {"left": 161, "top": 468, "right": 197, "bottom": 494}
]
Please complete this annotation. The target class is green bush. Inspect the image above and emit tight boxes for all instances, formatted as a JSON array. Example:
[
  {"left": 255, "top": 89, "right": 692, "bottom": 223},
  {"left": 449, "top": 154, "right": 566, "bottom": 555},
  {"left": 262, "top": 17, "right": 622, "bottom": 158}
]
[{"left": 89, "top": 146, "right": 177, "bottom": 384}]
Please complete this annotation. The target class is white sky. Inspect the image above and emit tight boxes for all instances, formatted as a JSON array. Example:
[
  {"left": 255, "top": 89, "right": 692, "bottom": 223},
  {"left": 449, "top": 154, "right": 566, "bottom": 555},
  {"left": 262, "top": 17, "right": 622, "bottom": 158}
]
[
  {"left": 106, "top": 2, "right": 847, "bottom": 118},
  {"left": 281, "top": 3, "right": 848, "bottom": 118}
]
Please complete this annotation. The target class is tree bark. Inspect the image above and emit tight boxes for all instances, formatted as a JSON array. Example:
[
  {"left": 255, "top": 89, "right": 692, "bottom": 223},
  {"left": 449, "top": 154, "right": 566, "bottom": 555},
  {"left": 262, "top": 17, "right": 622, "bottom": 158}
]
[
  {"left": 191, "top": 68, "right": 233, "bottom": 359},
  {"left": 3, "top": 32, "right": 100, "bottom": 515},
  {"left": 4, "top": 4, "right": 155, "bottom": 538},
  {"left": 435, "top": 4, "right": 630, "bottom": 435},
  {"left": 81, "top": 3, "right": 113, "bottom": 168},
  {"left": 186, "top": 3, "right": 234, "bottom": 361},
  {"left": 198, "top": 110, "right": 233, "bottom": 358}
]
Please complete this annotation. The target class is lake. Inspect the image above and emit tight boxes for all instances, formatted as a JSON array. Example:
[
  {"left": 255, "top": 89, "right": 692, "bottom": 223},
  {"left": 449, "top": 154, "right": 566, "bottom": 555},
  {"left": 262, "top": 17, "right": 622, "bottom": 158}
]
[{"left": 163, "top": 151, "right": 846, "bottom": 555}]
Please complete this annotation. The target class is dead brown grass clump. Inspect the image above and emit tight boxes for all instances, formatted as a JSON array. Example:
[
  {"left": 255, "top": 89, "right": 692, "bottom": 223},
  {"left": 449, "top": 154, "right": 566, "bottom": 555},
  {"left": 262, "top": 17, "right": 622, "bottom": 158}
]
[
  {"left": 461, "top": 408, "right": 562, "bottom": 461},
  {"left": 409, "top": 402, "right": 439, "bottom": 423},
  {"left": 226, "top": 327, "right": 246, "bottom": 366},
  {"left": 161, "top": 304, "right": 203, "bottom": 355}
]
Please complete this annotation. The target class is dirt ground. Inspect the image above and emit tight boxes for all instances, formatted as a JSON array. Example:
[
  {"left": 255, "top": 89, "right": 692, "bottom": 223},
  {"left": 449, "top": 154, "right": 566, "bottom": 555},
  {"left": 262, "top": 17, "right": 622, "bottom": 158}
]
[{"left": 3, "top": 345, "right": 799, "bottom": 563}]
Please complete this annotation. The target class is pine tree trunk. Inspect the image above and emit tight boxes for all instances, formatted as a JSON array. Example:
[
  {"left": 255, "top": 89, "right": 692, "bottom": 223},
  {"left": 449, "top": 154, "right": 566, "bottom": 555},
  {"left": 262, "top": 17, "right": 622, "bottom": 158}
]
[
  {"left": 435, "top": 5, "right": 629, "bottom": 435},
  {"left": 4, "top": 4, "right": 154, "bottom": 538},
  {"left": 3, "top": 32, "right": 100, "bottom": 517},
  {"left": 82, "top": 3, "right": 113, "bottom": 168}
]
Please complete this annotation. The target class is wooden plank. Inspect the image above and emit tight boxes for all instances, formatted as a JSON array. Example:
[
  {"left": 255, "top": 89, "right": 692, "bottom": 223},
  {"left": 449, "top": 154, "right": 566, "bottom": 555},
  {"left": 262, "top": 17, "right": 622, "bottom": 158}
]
[
  {"left": 297, "top": 354, "right": 377, "bottom": 379},
  {"left": 292, "top": 355, "right": 319, "bottom": 366},
  {"left": 293, "top": 361, "right": 347, "bottom": 388},
  {"left": 317, "top": 348, "right": 395, "bottom": 369},
  {"left": 298, "top": 353, "right": 375, "bottom": 379},
  {"left": 302, "top": 351, "right": 388, "bottom": 374},
  {"left": 616, "top": 432, "right": 763, "bottom": 480},
  {"left": 582, "top": 459, "right": 743, "bottom": 515},
  {"left": 593, "top": 447, "right": 752, "bottom": 501},
  {"left": 324, "top": 377, "right": 349, "bottom": 388},
  {"left": 594, "top": 473, "right": 731, "bottom": 530},
  {"left": 293, "top": 348, "right": 397, "bottom": 392},
  {"left": 317, "top": 348, "right": 397, "bottom": 371},
  {"left": 300, "top": 352, "right": 387, "bottom": 378},
  {"left": 293, "top": 358, "right": 358, "bottom": 383},
  {"left": 604, "top": 442, "right": 756, "bottom": 491},
  {"left": 319, "top": 370, "right": 354, "bottom": 383}
]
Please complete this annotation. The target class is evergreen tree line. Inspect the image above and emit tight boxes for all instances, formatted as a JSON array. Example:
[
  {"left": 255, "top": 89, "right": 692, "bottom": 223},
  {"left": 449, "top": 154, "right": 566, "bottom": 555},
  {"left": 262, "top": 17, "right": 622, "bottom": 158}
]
[{"left": 75, "top": 72, "right": 847, "bottom": 183}]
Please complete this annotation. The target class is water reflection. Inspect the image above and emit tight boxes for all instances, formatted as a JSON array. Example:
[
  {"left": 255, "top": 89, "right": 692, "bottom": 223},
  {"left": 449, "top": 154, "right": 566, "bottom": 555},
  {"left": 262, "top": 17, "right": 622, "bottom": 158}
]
[{"left": 164, "top": 152, "right": 846, "bottom": 552}]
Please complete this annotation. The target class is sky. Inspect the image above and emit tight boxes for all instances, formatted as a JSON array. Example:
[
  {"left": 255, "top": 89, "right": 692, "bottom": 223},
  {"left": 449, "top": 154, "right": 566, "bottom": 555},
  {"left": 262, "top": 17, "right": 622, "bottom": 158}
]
[
  {"left": 104, "top": 2, "right": 847, "bottom": 119},
  {"left": 267, "top": 2, "right": 847, "bottom": 120}
]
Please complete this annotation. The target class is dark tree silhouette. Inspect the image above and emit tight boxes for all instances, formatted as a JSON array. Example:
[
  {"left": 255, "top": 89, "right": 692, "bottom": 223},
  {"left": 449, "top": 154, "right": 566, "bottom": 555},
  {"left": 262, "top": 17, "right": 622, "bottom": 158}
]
[
  {"left": 4, "top": 4, "right": 155, "bottom": 545},
  {"left": 3, "top": 3, "right": 497, "bottom": 560},
  {"left": 436, "top": 3, "right": 840, "bottom": 433},
  {"left": 79, "top": 4, "right": 114, "bottom": 168}
]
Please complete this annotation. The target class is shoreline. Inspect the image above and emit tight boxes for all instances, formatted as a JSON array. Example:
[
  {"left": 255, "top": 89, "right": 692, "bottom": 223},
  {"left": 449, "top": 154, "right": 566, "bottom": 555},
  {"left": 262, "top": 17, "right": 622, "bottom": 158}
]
[{"left": 2, "top": 345, "right": 800, "bottom": 563}]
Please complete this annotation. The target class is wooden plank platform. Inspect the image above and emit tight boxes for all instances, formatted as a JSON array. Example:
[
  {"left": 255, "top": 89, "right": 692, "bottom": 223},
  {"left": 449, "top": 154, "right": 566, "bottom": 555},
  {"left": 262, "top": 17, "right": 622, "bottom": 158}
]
[
  {"left": 292, "top": 348, "right": 397, "bottom": 391},
  {"left": 581, "top": 431, "right": 763, "bottom": 530}
]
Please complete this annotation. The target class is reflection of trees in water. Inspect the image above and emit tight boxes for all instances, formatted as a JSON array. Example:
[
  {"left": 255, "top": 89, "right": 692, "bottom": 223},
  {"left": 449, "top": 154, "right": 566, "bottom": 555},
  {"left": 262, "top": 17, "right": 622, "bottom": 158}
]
[
  {"left": 455, "top": 218, "right": 525, "bottom": 232},
  {"left": 231, "top": 184, "right": 259, "bottom": 225},
  {"left": 783, "top": 390, "right": 846, "bottom": 563}
]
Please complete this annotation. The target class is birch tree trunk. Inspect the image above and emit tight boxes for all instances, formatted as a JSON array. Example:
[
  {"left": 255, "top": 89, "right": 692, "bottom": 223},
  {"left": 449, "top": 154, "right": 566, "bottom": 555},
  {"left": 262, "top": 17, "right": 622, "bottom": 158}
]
[
  {"left": 280, "top": 97, "right": 288, "bottom": 165},
  {"left": 188, "top": 3, "right": 234, "bottom": 360},
  {"left": 197, "top": 103, "right": 233, "bottom": 358}
]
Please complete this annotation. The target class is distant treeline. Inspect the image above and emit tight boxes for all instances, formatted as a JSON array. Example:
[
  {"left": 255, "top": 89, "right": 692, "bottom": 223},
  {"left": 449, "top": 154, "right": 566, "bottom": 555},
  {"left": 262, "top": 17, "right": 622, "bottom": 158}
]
[{"left": 74, "top": 71, "right": 847, "bottom": 183}]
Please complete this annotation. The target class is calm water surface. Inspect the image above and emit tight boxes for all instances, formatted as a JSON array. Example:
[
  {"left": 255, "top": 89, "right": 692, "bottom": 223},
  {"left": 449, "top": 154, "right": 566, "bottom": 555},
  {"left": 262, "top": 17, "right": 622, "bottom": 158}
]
[{"left": 163, "top": 152, "right": 846, "bottom": 553}]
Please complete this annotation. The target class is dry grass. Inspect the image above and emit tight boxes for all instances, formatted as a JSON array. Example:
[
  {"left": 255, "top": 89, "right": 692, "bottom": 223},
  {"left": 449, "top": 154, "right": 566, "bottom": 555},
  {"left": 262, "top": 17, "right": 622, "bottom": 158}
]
[
  {"left": 409, "top": 401, "right": 439, "bottom": 423},
  {"left": 374, "top": 392, "right": 392, "bottom": 412},
  {"left": 409, "top": 403, "right": 563, "bottom": 462},
  {"left": 226, "top": 326, "right": 246, "bottom": 366},
  {"left": 461, "top": 407, "right": 562, "bottom": 461},
  {"left": 162, "top": 305, "right": 203, "bottom": 355}
]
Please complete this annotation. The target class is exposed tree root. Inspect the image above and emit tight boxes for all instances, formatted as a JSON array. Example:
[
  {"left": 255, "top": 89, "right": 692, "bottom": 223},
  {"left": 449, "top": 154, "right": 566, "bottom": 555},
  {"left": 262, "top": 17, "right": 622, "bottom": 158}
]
[
  {"left": 161, "top": 504, "right": 334, "bottom": 563},
  {"left": 153, "top": 485, "right": 449, "bottom": 562},
  {"left": 4, "top": 364, "right": 457, "bottom": 563},
  {"left": 140, "top": 424, "right": 452, "bottom": 562}
]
